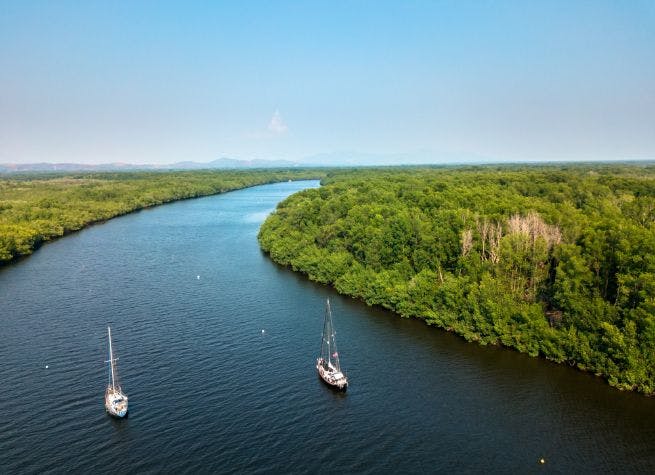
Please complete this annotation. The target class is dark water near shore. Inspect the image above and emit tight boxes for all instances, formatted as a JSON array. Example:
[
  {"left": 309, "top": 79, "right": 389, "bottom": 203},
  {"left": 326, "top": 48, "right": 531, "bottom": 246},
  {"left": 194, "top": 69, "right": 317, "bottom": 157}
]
[{"left": 2, "top": 180, "right": 655, "bottom": 473}]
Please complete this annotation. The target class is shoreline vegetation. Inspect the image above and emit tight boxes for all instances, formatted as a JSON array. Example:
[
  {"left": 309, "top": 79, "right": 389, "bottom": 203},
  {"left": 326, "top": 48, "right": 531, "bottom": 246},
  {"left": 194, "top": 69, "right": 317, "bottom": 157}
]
[
  {"left": 258, "top": 164, "right": 655, "bottom": 395},
  {"left": 0, "top": 169, "right": 325, "bottom": 265}
]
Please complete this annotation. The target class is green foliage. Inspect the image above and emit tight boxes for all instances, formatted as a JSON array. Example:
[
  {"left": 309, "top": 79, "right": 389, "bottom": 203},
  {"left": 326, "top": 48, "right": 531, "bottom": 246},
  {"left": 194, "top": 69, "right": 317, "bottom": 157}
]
[
  {"left": 0, "top": 169, "right": 325, "bottom": 264},
  {"left": 258, "top": 164, "right": 655, "bottom": 394}
]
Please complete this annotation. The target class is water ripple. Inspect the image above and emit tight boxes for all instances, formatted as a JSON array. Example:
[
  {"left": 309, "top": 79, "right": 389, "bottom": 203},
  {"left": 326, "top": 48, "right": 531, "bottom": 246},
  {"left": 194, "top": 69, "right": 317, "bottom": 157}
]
[{"left": 3, "top": 180, "right": 655, "bottom": 473}]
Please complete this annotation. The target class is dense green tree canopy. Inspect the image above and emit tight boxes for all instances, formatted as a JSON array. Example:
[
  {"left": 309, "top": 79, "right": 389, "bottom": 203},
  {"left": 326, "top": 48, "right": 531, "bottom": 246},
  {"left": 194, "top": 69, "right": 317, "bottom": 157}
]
[
  {"left": 0, "top": 169, "right": 324, "bottom": 264},
  {"left": 259, "top": 164, "right": 655, "bottom": 394}
]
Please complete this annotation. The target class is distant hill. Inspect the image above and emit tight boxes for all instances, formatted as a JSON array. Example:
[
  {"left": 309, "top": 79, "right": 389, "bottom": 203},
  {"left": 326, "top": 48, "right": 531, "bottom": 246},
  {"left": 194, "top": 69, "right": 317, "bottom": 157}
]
[
  {"left": 0, "top": 162, "right": 151, "bottom": 173},
  {"left": 168, "top": 158, "right": 299, "bottom": 169},
  {"left": 0, "top": 158, "right": 300, "bottom": 173},
  {"left": 300, "top": 150, "right": 493, "bottom": 166}
]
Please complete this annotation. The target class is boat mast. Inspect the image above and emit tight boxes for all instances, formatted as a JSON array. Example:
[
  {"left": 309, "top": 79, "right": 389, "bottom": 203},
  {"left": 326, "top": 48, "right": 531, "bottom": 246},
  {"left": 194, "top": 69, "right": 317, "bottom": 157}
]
[
  {"left": 108, "top": 326, "right": 116, "bottom": 390},
  {"left": 331, "top": 305, "right": 340, "bottom": 371},
  {"left": 321, "top": 299, "right": 331, "bottom": 365},
  {"left": 323, "top": 298, "right": 340, "bottom": 371}
]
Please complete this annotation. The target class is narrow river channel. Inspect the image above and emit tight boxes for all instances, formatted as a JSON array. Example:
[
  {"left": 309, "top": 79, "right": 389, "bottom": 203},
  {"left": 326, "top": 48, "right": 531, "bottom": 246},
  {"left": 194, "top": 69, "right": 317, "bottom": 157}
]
[{"left": 1, "top": 180, "right": 654, "bottom": 473}]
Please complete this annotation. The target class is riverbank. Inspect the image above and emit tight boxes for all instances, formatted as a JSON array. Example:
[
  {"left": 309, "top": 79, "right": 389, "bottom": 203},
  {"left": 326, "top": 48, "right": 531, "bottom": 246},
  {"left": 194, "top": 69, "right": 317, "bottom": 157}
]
[
  {"left": 258, "top": 164, "right": 655, "bottom": 395},
  {"left": 6, "top": 178, "right": 653, "bottom": 472},
  {"left": 0, "top": 169, "right": 326, "bottom": 265}
]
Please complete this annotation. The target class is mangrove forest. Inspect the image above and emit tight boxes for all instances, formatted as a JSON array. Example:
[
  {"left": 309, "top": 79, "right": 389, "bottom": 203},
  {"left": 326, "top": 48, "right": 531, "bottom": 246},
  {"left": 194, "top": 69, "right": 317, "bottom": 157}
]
[
  {"left": 258, "top": 164, "right": 655, "bottom": 394},
  {"left": 0, "top": 169, "right": 324, "bottom": 264}
]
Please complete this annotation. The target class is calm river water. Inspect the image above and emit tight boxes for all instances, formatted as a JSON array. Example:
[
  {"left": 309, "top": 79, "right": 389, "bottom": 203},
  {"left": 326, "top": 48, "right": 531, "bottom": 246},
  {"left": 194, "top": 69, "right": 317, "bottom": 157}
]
[{"left": 2, "top": 180, "right": 655, "bottom": 473}]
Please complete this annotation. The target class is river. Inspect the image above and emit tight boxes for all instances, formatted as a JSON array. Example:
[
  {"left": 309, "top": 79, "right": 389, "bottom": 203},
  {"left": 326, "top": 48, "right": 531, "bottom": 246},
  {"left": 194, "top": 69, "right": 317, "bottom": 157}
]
[{"left": 1, "top": 180, "right": 655, "bottom": 473}]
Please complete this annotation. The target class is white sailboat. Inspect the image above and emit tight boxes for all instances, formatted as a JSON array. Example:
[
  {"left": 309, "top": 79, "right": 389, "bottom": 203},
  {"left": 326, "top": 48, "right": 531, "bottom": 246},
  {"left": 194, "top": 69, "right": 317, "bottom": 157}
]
[
  {"left": 316, "top": 298, "right": 348, "bottom": 391},
  {"left": 104, "top": 326, "right": 128, "bottom": 418}
]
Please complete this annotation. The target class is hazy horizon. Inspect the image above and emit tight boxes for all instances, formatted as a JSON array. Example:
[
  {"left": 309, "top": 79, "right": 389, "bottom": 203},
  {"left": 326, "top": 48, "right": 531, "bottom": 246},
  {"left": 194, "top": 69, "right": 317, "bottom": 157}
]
[
  {"left": 2, "top": 152, "right": 654, "bottom": 169},
  {"left": 2, "top": 1, "right": 654, "bottom": 165}
]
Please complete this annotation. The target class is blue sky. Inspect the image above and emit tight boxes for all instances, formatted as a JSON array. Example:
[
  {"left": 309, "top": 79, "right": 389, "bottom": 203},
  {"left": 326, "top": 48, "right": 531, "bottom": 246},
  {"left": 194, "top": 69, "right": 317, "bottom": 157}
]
[{"left": 1, "top": 1, "right": 654, "bottom": 164}]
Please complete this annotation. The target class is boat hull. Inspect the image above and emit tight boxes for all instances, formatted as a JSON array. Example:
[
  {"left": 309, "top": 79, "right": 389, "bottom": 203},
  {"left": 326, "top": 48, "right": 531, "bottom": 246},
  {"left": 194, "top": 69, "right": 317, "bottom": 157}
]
[
  {"left": 106, "top": 405, "right": 128, "bottom": 418},
  {"left": 316, "top": 359, "right": 348, "bottom": 391},
  {"left": 105, "top": 388, "right": 128, "bottom": 418},
  {"left": 317, "top": 371, "right": 348, "bottom": 391}
]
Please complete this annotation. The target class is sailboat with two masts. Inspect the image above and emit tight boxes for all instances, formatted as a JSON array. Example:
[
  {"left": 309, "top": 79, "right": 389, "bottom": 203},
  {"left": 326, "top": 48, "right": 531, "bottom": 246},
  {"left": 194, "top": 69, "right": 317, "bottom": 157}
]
[
  {"left": 105, "top": 326, "right": 128, "bottom": 418},
  {"left": 316, "top": 298, "right": 348, "bottom": 391}
]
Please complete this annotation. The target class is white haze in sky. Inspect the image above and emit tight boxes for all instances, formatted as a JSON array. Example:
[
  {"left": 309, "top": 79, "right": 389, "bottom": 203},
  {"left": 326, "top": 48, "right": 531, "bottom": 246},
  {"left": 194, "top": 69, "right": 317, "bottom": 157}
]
[{"left": 1, "top": 1, "right": 654, "bottom": 165}]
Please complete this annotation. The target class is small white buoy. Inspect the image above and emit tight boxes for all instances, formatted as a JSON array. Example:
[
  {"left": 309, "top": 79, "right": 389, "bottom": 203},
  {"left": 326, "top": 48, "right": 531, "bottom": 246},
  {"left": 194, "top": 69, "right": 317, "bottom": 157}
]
[
  {"left": 261, "top": 329, "right": 265, "bottom": 333},
  {"left": 540, "top": 458, "right": 545, "bottom": 464},
  {"left": 45, "top": 365, "right": 48, "bottom": 369},
  {"left": 197, "top": 275, "right": 200, "bottom": 280}
]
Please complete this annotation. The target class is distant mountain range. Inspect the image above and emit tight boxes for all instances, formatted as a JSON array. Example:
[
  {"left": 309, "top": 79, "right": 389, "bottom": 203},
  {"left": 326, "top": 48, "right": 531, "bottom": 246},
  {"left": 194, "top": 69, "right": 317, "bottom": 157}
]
[
  {"left": 168, "top": 157, "right": 300, "bottom": 169},
  {"left": 0, "top": 150, "right": 492, "bottom": 173},
  {"left": 301, "top": 150, "right": 500, "bottom": 166},
  {"left": 0, "top": 158, "right": 300, "bottom": 173},
  {"left": 5, "top": 152, "right": 636, "bottom": 173}
]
